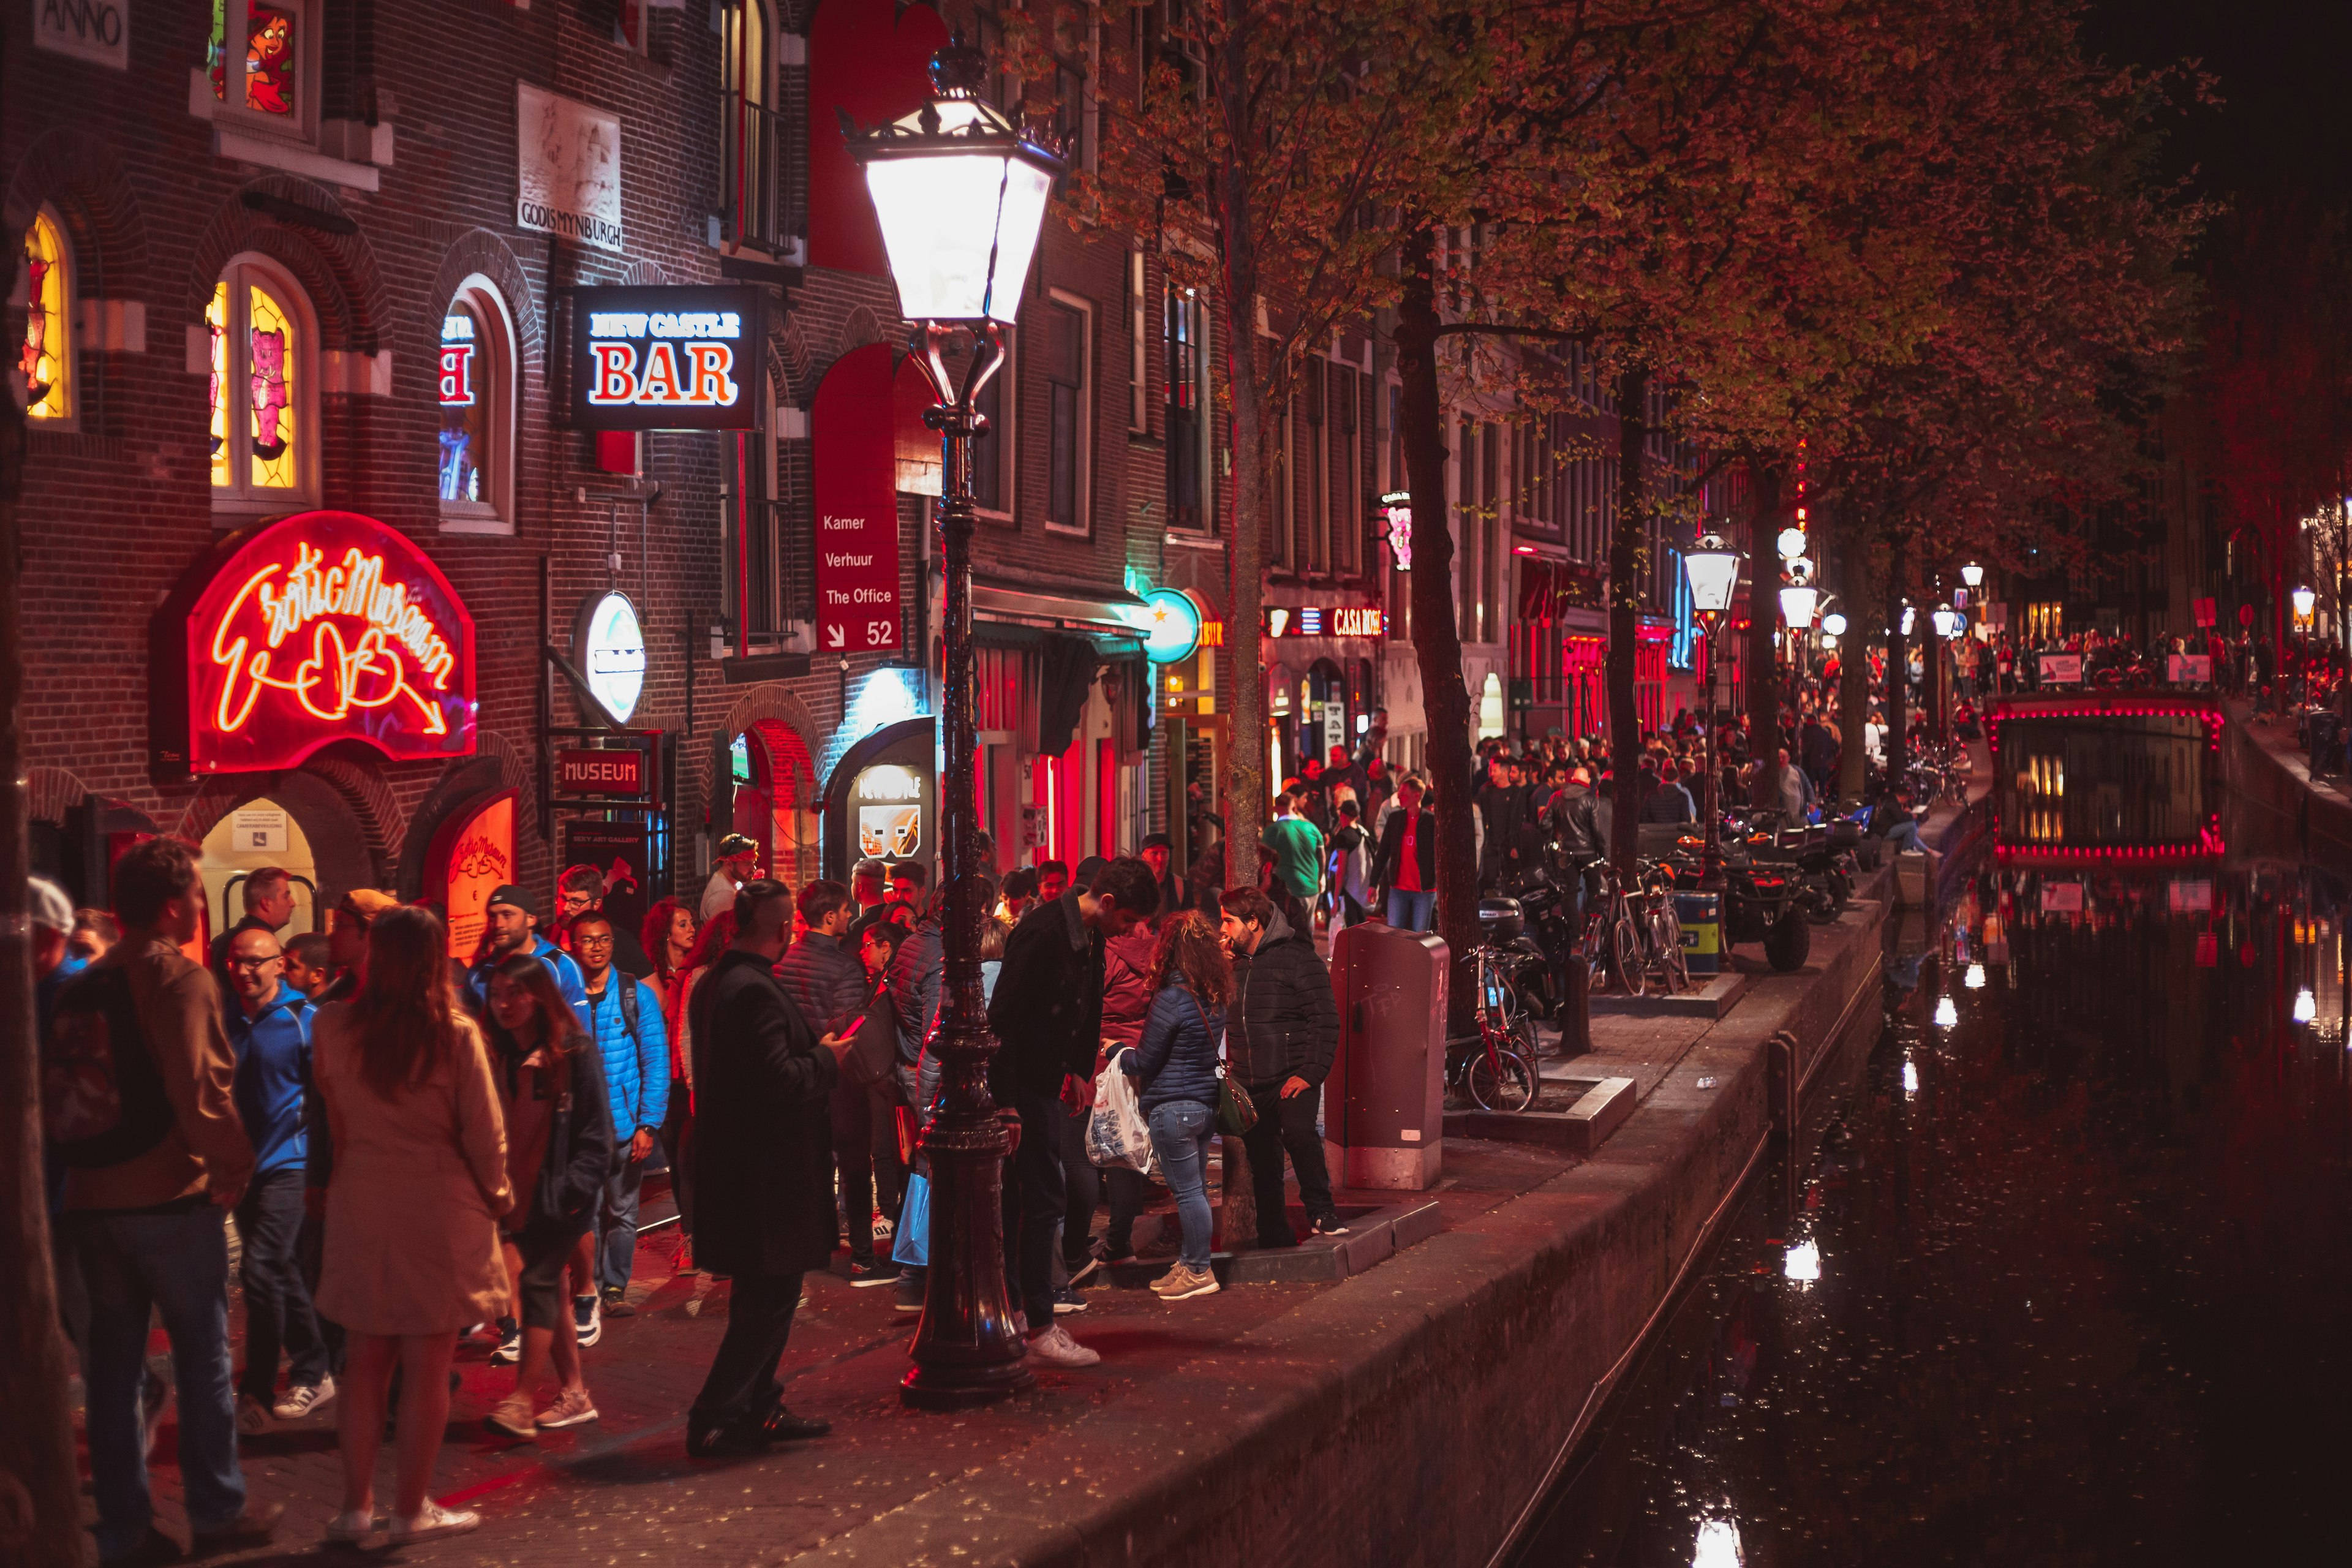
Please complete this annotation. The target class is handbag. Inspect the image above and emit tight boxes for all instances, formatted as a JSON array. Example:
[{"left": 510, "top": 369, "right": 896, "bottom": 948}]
[{"left": 1191, "top": 990, "right": 1258, "bottom": 1136}]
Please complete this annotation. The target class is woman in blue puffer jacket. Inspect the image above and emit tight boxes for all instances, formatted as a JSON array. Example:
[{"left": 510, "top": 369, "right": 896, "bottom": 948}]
[{"left": 1121, "top": 910, "right": 1232, "bottom": 1302}]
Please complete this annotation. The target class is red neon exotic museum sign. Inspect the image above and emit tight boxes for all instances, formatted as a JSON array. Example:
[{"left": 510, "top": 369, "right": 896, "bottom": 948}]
[{"left": 157, "top": 510, "right": 478, "bottom": 775}]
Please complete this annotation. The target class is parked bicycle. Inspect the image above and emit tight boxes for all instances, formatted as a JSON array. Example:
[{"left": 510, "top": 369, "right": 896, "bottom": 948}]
[{"left": 1447, "top": 931, "right": 1539, "bottom": 1114}]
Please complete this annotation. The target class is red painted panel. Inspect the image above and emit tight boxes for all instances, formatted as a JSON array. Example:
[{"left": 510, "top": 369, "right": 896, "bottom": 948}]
[
  {"left": 807, "top": 0, "right": 952, "bottom": 276},
  {"left": 813, "top": 342, "right": 903, "bottom": 653}
]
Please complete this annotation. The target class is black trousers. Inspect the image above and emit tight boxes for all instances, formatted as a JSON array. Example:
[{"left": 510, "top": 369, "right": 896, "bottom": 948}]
[
  {"left": 659, "top": 1079, "right": 695, "bottom": 1241},
  {"left": 690, "top": 1271, "right": 803, "bottom": 1431},
  {"left": 1239, "top": 1081, "right": 1337, "bottom": 1246},
  {"left": 1058, "top": 1106, "right": 1147, "bottom": 1262},
  {"left": 1000, "top": 1088, "right": 1066, "bottom": 1326},
  {"left": 233, "top": 1168, "right": 327, "bottom": 1400},
  {"left": 831, "top": 1078, "right": 905, "bottom": 1262}
]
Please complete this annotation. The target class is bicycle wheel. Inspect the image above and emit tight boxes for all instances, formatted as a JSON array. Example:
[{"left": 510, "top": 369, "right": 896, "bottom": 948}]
[
  {"left": 1612, "top": 914, "right": 1646, "bottom": 996},
  {"left": 1651, "top": 903, "right": 1689, "bottom": 992},
  {"left": 1468, "top": 1043, "right": 1538, "bottom": 1113}
]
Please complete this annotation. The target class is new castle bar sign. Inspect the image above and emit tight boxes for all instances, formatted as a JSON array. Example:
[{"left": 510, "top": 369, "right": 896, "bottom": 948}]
[
  {"left": 155, "top": 511, "right": 478, "bottom": 775},
  {"left": 568, "top": 285, "right": 764, "bottom": 431}
]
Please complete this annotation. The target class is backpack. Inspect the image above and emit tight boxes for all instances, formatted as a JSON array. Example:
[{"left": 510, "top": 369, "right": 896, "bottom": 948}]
[{"left": 41, "top": 962, "right": 176, "bottom": 1169}]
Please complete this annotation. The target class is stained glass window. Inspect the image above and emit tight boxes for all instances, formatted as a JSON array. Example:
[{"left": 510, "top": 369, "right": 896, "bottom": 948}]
[
  {"left": 19, "top": 211, "right": 69, "bottom": 421},
  {"left": 208, "top": 282, "right": 230, "bottom": 488},
  {"left": 210, "top": 2, "right": 300, "bottom": 119},
  {"left": 247, "top": 284, "right": 297, "bottom": 489},
  {"left": 439, "top": 305, "right": 487, "bottom": 505}
]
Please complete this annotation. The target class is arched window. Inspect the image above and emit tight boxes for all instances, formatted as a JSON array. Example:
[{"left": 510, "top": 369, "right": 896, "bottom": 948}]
[
  {"left": 18, "top": 208, "right": 71, "bottom": 423},
  {"left": 438, "top": 276, "right": 517, "bottom": 531},
  {"left": 209, "top": 255, "right": 315, "bottom": 510}
]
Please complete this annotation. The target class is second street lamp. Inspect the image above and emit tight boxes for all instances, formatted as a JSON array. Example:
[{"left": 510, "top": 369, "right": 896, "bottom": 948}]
[
  {"left": 1684, "top": 535, "right": 1743, "bottom": 881},
  {"left": 847, "top": 36, "right": 1063, "bottom": 1409}
]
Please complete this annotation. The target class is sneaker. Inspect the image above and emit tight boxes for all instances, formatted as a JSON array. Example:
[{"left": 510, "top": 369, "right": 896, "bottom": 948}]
[
  {"left": 273, "top": 1376, "right": 334, "bottom": 1421},
  {"left": 1152, "top": 1263, "right": 1221, "bottom": 1301},
  {"left": 1049, "top": 1286, "right": 1090, "bottom": 1315},
  {"left": 1023, "top": 1324, "right": 1101, "bottom": 1368},
  {"left": 1063, "top": 1251, "right": 1102, "bottom": 1287},
  {"left": 535, "top": 1386, "right": 600, "bottom": 1430},
  {"left": 236, "top": 1392, "right": 273, "bottom": 1435},
  {"left": 323, "top": 1507, "right": 380, "bottom": 1545},
  {"left": 389, "top": 1502, "right": 480, "bottom": 1546},
  {"left": 490, "top": 1324, "right": 522, "bottom": 1365},
  {"left": 847, "top": 1257, "right": 900, "bottom": 1287},
  {"left": 894, "top": 1276, "right": 925, "bottom": 1314},
  {"left": 600, "top": 1286, "right": 636, "bottom": 1319},
  {"left": 1311, "top": 1213, "right": 1352, "bottom": 1237},
  {"left": 484, "top": 1395, "right": 537, "bottom": 1441},
  {"left": 573, "top": 1294, "right": 601, "bottom": 1348},
  {"left": 871, "top": 1213, "right": 895, "bottom": 1243}
]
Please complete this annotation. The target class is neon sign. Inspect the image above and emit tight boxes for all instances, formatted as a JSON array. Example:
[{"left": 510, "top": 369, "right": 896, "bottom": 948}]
[
  {"left": 569, "top": 285, "right": 763, "bottom": 431},
  {"left": 438, "top": 314, "right": 476, "bottom": 406},
  {"left": 160, "top": 511, "right": 477, "bottom": 775}
]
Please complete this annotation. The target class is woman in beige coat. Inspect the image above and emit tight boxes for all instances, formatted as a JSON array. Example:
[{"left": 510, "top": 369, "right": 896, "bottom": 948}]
[{"left": 312, "top": 905, "right": 511, "bottom": 1547}]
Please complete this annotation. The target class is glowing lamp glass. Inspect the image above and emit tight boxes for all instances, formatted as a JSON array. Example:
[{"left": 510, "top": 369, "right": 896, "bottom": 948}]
[
  {"left": 1779, "top": 586, "right": 1818, "bottom": 629},
  {"left": 1693, "top": 1519, "right": 1746, "bottom": 1568},
  {"left": 1934, "top": 995, "right": 1959, "bottom": 1028},
  {"left": 1931, "top": 605, "right": 1959, "bottom": 639},
  {"left": 1964, "top": 962, "right": 1986, "bottom": 989},
  {"left": 1820, "top": 611, "right": 1848, "bottom": 637},
  {"left": 2294, "top": 987, "right": 2318, "bottom": 1024},
  {"left": 2293, "top": 586, "right": 2317, "bottom": 620},
  {"left": 1961, "top": 562, "right": 1985, "bottom": 588},
  {"left": 1900, "top": 605, "right": 1917, "bottom": 637},
  {"left": 1776, "top": 526, "right": 1808, "bottom": 561},
  {"left": 1684, "top": 538, "right": 1743, "bottom": 616},
  {"left": 1784, "top": 1240, "right": 1822, "bottom": 1283}
]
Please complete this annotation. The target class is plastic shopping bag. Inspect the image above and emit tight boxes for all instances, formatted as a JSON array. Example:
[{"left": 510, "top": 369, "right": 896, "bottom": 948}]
[
  {"left": 893, "top": 1172, "right": 930, "bottom": 1268},
  {"left": 1085, "top": 1048, "right": 1156, "bottom": 1176}
]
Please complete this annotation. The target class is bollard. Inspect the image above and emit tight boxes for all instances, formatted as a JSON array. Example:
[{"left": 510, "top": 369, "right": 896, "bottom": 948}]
[{"left": 1556, "top": 951, "right": 1593, "bottom": 1058}]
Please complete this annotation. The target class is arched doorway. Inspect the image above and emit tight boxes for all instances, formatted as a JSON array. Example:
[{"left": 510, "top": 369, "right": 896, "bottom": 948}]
[
  {"left": 197, "top": 797, "right": 322, "bottom": 938},
  {"left": 724, "top": 718, "right": 820, "bottom": 890}
]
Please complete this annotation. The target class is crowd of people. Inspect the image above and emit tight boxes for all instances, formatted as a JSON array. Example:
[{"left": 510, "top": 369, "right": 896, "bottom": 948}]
[{"left": 35, "top": 814, "right": 1352, "bottom": 1558}]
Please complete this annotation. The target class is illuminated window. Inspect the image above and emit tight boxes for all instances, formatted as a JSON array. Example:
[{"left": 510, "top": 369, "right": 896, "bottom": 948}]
[
  {"left": 209, "top": 2, "right": 314, "bottom": 135},
  {"left": 437, "top": 278, "right": 516, "bottom": 532},
  {"left": 209, "top": 256, "right": 315, "bottom": 512},
  {"left": 18, "top": 208, "right": 70, "bottom": 423}
]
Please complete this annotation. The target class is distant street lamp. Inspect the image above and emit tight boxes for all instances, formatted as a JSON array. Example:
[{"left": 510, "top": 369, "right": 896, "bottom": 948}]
[
  {"left": 1779, "top": 584, "right": 1819, "bottom": 631},
  {"left": 1820, "top": 611, "right": 1849, "bottom": 638},
  {"left": 1960, "top": 561, "right": 1985, "bottom": 589},
  {"left": 1931, "top": 603, "right": 1961, "bottom": 640},
  {"left": 2292, "top": 585, "right": 2317, "bottom": 627},
  {"left": 848, "top": 35, "right": 1063, "bottom": 1408},
  {"left": 1776, "top": 526, "right": 1808, "bottom": 562},
  {"left": 1684, "top": 535, "right": 1743, "bottom": 880}
]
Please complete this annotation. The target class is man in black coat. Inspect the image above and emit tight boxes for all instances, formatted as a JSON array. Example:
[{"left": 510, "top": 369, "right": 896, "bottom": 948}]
[
  {"left": 778, "top": 879, "right": 895, "bottom": 1284},
  {"left": 685, "top": 880, "right": 854, "bottom": 1456},
  {"left": 1218, "top": 886, "right": 1344, "bottom": 1245},
  {"left": 986, "top": 857, "right": 1155, "bottom": 1366}
]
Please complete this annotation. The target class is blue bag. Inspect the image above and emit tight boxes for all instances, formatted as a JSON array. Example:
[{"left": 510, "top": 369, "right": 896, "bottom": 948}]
[{"left": 892, "top": 1172, "right": 930, "bottom": 1268}]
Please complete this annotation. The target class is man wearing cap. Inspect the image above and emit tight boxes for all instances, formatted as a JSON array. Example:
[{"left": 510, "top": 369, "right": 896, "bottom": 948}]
[
  {"left": 467, "top": 884, "right": 589, "bottom": 1027},
  {"left": 702, "top": 834, "right": 762, "bottom": 922},
  {"left": 1139, "top": 832, "right": 1188, "bottom": 920}
]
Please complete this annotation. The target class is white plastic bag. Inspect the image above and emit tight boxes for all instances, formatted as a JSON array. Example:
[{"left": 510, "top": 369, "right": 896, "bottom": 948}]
[{"left": 1086, "top": 1047, "right": 1156, "bottom": 1176}]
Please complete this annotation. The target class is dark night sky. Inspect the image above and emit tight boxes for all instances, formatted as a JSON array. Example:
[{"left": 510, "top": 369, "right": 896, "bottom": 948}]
[{"left": 2086, "top": 0, "right": 2352, "bottom": 205}]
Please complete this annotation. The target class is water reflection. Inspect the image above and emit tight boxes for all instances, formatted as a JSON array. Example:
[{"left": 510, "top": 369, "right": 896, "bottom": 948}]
[{"left": 1510, "top": 813, "right": 2352, "bottom": 1566}]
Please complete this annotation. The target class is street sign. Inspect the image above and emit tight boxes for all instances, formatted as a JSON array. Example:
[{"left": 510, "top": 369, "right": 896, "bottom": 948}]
[
  {"left": 2037, "top": 653, "right": 2083, "bottom": 685},
  {"left": 2165, "top": 654, "right": 2212, "bottom": 684}
]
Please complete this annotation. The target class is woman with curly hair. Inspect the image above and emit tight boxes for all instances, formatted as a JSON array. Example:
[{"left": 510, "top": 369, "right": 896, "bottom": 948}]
[{"left": 1120, "top": 910, "right": 1232, "bottom": 1303}]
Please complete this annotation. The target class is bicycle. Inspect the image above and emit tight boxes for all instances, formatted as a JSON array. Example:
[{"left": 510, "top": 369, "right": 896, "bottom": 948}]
[
  {"left": 1446, "top": 954, "right": 1538, "bottom": 1114},
  {"left": 1581, "top": 857, "right": 1687, "bottom": 996}
]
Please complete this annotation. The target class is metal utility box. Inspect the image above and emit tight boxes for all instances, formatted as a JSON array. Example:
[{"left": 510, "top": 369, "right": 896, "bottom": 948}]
[{"left": 1326, "top": 922, "right": 1448, "bottom": 1190}]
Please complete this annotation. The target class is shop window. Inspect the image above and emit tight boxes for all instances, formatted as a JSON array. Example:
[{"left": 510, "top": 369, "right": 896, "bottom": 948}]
[
  {"left": 208, "top": 256, "right": 316, "bottom": 512},
  {"left": 208, "top": 1, "right": 318, "bottom": 143},
  {"left": 1044, "top": 292, "right": 1091, "bottom": 535},
  {"left": 18, "top": 208, "right": 71, "bottom": 424},
  {"left": 437, "top": 278, "right": 517, "bottom": 532}
]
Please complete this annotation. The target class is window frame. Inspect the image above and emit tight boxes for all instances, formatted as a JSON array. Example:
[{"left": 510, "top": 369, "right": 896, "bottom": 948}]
[
  {"left": 208, "top": 0, "right": 323, "bottom": 148},
  {"left": 209, "top": 252, "right": 319, "bottom": 519},
  {"left": 20, "top": 205, "right": 75, "bottom": 430},
  {"left": 1042, "top": 288, "right": 1095, "bottom": 537},
  {"left": 436, "top": 276, "right": 519, "bottom": 534},
  {"left": 1164, "top": 285, "right": 1215, "bottom": 534},
  {"left": 1127, "top": 251, "right": 1148, "bottom": 434},
  {"left": 973, "top": 328, "right": 1017, "bottom": 525}
]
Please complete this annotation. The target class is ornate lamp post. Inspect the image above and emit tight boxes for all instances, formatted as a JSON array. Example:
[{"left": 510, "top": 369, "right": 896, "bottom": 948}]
[
  {"left": 846, "top": 37, "right": 1062, "bottom": 1408},
  {"left": 1684, "top": 535, "right": 1743, "bottom": 880}
]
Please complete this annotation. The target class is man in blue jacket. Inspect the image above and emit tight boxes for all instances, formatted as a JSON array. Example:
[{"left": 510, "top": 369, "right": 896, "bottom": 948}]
[
  {"left": 222, "top": 927, "right": 331, "bottom": 1431},
  {"left": 573, "top": 914, "right": 669, "bottom": 1324},
  {"left": 468, "top": 884, "right": 587, "bottom": 1026}
]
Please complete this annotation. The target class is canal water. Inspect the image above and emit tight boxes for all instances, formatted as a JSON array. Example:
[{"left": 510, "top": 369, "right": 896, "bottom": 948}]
[{"left": 1509, "top": 791, "right": 2352, "bottom": 1565}]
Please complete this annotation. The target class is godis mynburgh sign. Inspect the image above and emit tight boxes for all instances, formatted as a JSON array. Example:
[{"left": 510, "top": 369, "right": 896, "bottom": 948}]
[
  {"left": 153, "top": 511, "right": 478, "bottom": 775},
  {"left": 567, "top": 285, "right": 764, "bottom": 431}
]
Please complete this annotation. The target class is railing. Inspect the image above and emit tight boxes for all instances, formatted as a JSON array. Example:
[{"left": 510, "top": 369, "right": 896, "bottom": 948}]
[{"left": 718, "top": 94, "right": 795, "bottom": 257}]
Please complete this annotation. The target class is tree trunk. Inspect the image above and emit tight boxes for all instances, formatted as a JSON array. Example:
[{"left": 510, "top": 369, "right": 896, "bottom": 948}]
[
  {"left": 1835, "top": 515, "right": 1875, "bottom": 803},
  {"left": 1212, "top": 15, "right": 1265, "bottom": 1242},
  {"left": 1744, "top": 455, "right": 1787, "bottom": 799},
  {"left": 1398, "top": 227, "right": 1480, "bottom": 1036},
  {"left": 1606, "top": 364, "right": 1651, "bottom": 873},
  {"left": 1885, "top": 540, "right": 1910, "bottom": 779},
  {"left": 0, "top": 353, "right": 80, "bottom": 1567}
]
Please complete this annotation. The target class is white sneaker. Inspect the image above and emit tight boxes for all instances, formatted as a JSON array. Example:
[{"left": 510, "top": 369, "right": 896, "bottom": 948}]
[
  {"left": 274, "top": 1375, "right": 334, "bottom": 1420},
  {"left": 1024, "top": 1324, "right": 1101, "bottom": 1368},
  {"left": 323, "top": 1507, "right": 379, "bottom": 1545},
  {"left": 390, "top": 1501, "right": 480, "bottom": 1545}
]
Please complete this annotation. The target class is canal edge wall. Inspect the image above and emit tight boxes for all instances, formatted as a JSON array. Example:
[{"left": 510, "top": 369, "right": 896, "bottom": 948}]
[
  {"left": 799, "top": 889, "right": 1894, "bottom": 1568},
  {"left": 2223, "top": 709, "right": 2352, "bottom": 866}
]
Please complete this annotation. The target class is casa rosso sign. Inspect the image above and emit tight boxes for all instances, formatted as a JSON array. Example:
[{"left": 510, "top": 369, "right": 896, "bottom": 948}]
[
  {"left": 568, "top": 285, "right": 764, "bottom": 431},
  {"left": 157, "top": 511, "right": 477, "bottom": 775}
]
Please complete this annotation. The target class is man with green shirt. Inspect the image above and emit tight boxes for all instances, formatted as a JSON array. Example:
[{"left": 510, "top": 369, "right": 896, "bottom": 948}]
[{"left": 1260, "top": 790, "right": 1327, "bottom": 906}]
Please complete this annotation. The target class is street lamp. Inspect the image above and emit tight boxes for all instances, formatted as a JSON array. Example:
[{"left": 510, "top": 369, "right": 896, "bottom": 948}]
[
  {"left": 1776, "top": 526, "right": 1808, "bottom": 562},
  {"left": 2293, "top": 585, "right": 2317, "bottom": 625},
  {"left": 1820, "top": 611, "right": 1849, "bottom": 637},
  {"left": 1779, "top": 584, "right": 1819, "bottom": 630},
  {"left": 1931, "top": 603, "right": 1960, "bottom": 640},
  {"left": 848, "top": 35, "right": 1063, "bottom": 1408},
  {"left": 1684, "top": 534, "right": 1743, "bottom": 880}
]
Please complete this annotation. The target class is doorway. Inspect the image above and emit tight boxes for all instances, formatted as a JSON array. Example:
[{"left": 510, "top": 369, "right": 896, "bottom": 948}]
[
  {"left": 198, "top": 796, "right": 323, "bottom": 938},
  {"left": 726, "top": 718, "right": 819, "bottom": 890}
]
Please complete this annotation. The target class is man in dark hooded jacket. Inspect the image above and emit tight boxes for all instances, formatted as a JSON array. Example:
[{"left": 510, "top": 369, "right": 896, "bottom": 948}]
[{"left": 1218, "top": 886, "right": 1344, "bottom": 1245}]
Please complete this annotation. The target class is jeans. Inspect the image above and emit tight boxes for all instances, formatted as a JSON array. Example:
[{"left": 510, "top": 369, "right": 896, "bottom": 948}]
[
  {"left": 1058, "top": 1102, "right": 1098, "bottom": 1270},
  {"left": 689, "top": 1272, "right": 803, "bottom": 1433},
  {"left": 1883, "top": 818, "right": 1923, "bottom": 854},
  {"left": 1146, "top": 1101, "right": 1216, "bottom": 1268},
  {"left": 1385, "top": 888, "right": 1436, "bottom": 931},
  {"left": 75, "top": 1203, "right": 247, "bottom": 1559},
  {"left": 1000, "top": 1088, "right": 1068, "bottom": 1326},
  {"left": 1239, "top": 1080, "right": 1338, "bottom": 1246},
  {"left": 830, "top": 1078, "right": 899, "bottom": 1264},
  {"left": 233, "top": 1168, "right": 327, "bottom": 1400},
  {"left": 597, "top": 1156, "right": 645, "bottom": 1292},
  {"left": 659, "top": 1082, "right": 695, "bottom": 1242}
]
